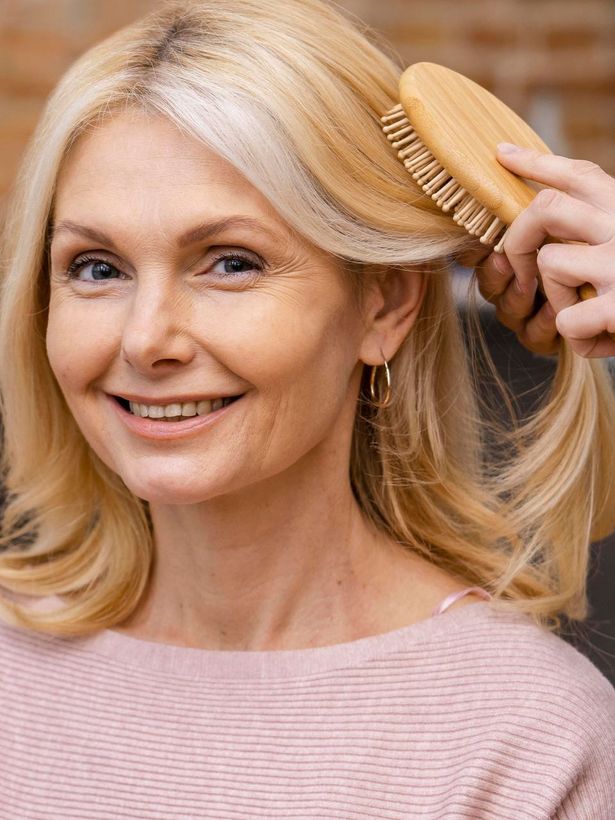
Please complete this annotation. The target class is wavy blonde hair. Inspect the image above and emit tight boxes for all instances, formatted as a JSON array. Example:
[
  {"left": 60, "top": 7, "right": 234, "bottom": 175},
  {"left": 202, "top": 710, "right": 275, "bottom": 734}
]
[{"left": 1, "top": 0, "right": 614, "bottom": 637}]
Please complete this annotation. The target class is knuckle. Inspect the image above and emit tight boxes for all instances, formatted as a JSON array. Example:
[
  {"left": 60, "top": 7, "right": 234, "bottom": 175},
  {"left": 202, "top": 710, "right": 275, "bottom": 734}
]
[
  {"left": 495, "top": 305, "right": 521, "bottom": 331},
  {"left": 520, "top": 323, "right": 560, "bottom": 355},
  {"left": 555, "top": 310, "right": 573, "bottom": 336},
  {"left": 534, "top": 188, "right": 561, "bottom": 210},
  {"left": 574, "top": 159, "right": 601, "bottom": 177},
  {"left": 478, "top": 282, "right": 504, "bottom": 304},
  {"left": 498, "top": 290, "right": 526, "bottom": 319},
  {"left": 536, "top": 244, "right": 556, "bottom": 270}
]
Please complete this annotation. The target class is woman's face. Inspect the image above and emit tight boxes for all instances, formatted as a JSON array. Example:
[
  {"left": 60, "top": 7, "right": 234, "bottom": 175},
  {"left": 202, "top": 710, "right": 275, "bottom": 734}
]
[{"left": 47, "top": 112, "right": 372, "bottom": 504}]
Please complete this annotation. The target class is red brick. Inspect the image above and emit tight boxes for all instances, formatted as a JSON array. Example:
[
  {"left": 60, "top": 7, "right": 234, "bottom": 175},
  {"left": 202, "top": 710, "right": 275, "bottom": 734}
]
[
  {"left": 566, "top": 119, "right": 615, "bottom": 141},
  {"left": 0, "top": 98, "right": 43, "bottom": 134},
  {"left": 381, "top": 24, "right": 445, "bottom": 47},
  {"left": 545, "top": 28, "right": 602, "bottom": 50},
  {"left": 0, "top": 0, "right": 613, "bottom": 204},
  {"left": 568, "top": 139, "right": 615, "bottom": 177},
  {"left": 467, "top": 27, "right": 518, "bottom": 48},
  {"left": 0, "top": 28, "right": 77, "bottom": 94}
]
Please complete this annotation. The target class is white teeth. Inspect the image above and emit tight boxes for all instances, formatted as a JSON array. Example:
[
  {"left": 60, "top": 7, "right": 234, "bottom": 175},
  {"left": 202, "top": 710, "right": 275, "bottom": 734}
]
[{"left": 127, "top": 398, "right": 232, "bottom": 419}]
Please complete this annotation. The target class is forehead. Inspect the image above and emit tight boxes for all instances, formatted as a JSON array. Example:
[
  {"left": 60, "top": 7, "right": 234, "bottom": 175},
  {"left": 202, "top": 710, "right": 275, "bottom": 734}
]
[
  {"left": 50, "top": 110, "right": 348, "bottom": 282},
  {"left": 53, "top": 111, "right": 285, "bottom": 230}
]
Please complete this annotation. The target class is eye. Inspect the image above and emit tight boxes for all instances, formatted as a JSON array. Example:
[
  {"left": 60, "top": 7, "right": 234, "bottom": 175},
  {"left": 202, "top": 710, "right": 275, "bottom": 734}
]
[
  {"left": 65, "top": 255, "right": 124, "bottom": 282},
  {"left": 210, "top": 252, "right": 263, "bottom": 278}
]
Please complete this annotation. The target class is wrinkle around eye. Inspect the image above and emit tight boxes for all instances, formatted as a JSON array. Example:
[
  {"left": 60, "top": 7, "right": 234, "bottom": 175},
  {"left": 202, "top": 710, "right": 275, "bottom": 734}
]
[{"left": 244, "top": 252, "right": 338, "bottom": 308}]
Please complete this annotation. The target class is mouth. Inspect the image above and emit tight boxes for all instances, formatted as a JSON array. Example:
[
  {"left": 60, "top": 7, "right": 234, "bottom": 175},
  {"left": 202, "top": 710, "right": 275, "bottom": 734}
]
[{"left": 113, "top": 394, "right": 244, "bottom": 422}]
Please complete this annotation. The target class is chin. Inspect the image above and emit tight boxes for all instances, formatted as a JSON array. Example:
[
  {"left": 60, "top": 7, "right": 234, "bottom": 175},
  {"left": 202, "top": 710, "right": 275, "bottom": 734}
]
[
  {"left": 119, "top": 466, "right": 233, "bottom": 506},
  {"left": 133, "top": 483, "right": 226, "bottom": 506}
]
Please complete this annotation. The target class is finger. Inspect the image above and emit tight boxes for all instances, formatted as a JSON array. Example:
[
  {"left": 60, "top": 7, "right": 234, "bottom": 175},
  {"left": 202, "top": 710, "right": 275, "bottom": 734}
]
[
  {"left": 475, "top": 251, "right": 515, "bottom": 303},
  {"left": 500, "top": 189, "right": 614, "bottom": 291},
  {"left": 517, "top": 300, "right": 560, "bottom": 356},
  {"left": 494, "top": 275, "right": 538, "bottom": 333},
  {"left": 496, "top": 145, "right": 615, "bottom": 213},
  {"left": 566, "top": 334, "right": 615, "bottom": 358},
  {"left": 556, "top": 290, "right": 615, "bottom": 341},
  {"left": 537, "top": 241, "right": 615, "bottom": 313}
]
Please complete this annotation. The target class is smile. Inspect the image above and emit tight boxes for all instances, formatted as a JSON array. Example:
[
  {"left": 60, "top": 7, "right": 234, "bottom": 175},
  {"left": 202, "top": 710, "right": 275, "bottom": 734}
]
[
  {"left": 109, "top": 393, "right": 245, "bottom": 439},
  {"left": 120, "top": 396, "right": 238, "bottom": 421}
]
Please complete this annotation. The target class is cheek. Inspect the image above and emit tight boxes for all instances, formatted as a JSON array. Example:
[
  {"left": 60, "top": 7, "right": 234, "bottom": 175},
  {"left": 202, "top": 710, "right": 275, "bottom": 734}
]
[
  {"left": 203, "top": 291, "right": 364, "bottom": 476},
  {"left": 45, "top": 297, "right": 118, "bottom": 395},
  {"left": 46, "top": 302, "right": 77, "bottom": 392},
  {"left": 212, "top": 291, "right": 362, "bottom": 395},
  {"left": 45, "top": 298, "right": 125, "bottom": 473}
]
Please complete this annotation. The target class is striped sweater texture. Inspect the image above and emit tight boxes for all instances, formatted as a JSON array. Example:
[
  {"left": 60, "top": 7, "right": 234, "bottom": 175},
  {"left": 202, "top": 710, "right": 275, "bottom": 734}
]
[{"left": 1, "top": 592, "right": 614, "bottom": 819}]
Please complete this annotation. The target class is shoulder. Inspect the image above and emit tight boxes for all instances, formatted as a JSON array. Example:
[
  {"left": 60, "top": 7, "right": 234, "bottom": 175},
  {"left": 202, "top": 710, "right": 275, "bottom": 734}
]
[
  {"left": 445, "top": 602, "right": 615, "bottom": 717},
  {"left": 0, "top": 614, "right": 57, "bottom": 666},
  {"left": 441, "top": 603, "right": 615, "bottom": 817},
  {"left": 0, "top": 594, "right": 70, "bottom": 672}
]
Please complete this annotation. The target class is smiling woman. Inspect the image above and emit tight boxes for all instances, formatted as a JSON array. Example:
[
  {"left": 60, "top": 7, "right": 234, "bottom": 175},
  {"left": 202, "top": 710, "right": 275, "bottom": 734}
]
[
  {"left": 45, "top": 111, "right": 375, "bottom": 504},
  {"left": 0, "top": 0, "right": 614, "bottom": 817}
]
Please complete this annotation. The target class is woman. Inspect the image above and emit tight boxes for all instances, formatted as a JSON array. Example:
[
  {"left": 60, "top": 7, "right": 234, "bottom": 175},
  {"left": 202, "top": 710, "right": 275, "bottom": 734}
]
[{"left": 0, "top": 0, "right": 613, "bottom": 817}]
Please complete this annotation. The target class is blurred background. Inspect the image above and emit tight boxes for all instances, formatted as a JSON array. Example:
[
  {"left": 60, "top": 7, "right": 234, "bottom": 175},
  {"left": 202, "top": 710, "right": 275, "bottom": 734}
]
[
  {"left": 0, "top": 0, "right": 614, "bottom": 682},
  {"left": 1, "top": 0, "right": 613, "bottom": 211}
]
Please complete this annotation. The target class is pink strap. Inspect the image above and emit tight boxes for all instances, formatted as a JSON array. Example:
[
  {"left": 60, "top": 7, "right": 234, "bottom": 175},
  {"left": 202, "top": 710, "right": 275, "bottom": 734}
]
[{"left": 431, "top": 586, "right": 492, "bottom": 617}]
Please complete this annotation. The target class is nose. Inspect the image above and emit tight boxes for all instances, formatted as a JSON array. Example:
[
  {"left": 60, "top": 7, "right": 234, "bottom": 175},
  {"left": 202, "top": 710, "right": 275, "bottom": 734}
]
[{"left": 121, "top": 281, "right": 195, "bottom": 373}]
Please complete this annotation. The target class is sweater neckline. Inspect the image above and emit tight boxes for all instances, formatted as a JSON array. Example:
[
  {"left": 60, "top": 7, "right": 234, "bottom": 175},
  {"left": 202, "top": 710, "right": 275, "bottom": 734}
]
[{"left": 65, "top": 599, "right": 495, "bottom": 680}]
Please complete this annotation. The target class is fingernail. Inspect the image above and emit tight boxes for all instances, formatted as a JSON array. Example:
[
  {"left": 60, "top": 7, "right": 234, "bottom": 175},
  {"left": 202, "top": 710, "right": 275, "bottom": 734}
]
[{"left": 497, "top": 142, "right": 524, "bottom": 154}]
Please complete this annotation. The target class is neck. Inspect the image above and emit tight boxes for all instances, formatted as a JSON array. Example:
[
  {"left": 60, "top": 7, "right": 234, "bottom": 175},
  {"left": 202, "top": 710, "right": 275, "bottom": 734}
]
[{"left": 113, "top": 442, "right": 412, "bottom": 651}]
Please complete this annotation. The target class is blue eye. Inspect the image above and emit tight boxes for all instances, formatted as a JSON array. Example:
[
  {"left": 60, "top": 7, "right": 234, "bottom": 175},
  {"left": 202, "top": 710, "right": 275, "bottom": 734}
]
[
  {"left": 66, "top": 256, "right": 122, "bottom": 282},
  {"left": 210, "top": 253, "right": 262, "bottom": 277},
  {"left": 63, "top": 251, "right": 264, "bottom": 284}
]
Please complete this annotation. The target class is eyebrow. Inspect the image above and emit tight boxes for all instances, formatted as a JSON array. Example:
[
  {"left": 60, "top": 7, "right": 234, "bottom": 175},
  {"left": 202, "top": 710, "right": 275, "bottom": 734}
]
[{"left": 49, "top": 216, "right": 281, "bottom": 249}]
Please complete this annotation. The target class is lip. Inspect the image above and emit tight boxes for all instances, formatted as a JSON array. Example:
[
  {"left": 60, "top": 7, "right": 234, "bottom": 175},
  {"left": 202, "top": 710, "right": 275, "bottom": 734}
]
[{"left": 107, "top": 392, "right": 244, "bottom": 440}]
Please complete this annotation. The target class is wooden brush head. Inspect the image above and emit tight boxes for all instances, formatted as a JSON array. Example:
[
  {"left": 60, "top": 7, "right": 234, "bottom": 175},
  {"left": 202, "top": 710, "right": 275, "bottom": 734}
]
[{"left": 398, "top": 62, "right": 551, "bottom": 226}]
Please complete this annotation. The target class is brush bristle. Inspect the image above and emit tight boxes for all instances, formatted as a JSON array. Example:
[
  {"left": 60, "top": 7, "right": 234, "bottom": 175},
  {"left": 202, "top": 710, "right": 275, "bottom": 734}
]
[{"left": 381, "top": 106, "right": 508, "bottom": 251}]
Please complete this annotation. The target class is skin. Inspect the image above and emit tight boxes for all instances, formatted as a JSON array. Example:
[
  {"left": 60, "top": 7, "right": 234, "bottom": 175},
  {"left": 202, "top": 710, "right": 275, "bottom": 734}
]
[
  {"left": 47, "top": 111, "right": 479, "bottom": 651},
  {"left": 469, "top": 145, "right": 615, "bottom": 359}
]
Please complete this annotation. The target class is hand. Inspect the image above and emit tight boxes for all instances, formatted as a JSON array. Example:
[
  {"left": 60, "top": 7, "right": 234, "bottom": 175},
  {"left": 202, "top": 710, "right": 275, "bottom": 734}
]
[{"left": 467, "top": 145, "right": 615, "bottom": 358}]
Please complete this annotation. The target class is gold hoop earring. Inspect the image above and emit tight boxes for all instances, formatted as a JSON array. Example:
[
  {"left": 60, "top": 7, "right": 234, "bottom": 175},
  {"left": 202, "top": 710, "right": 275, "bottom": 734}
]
[{"left": 369, "top": 358, "right": 392, "bottom": 408}]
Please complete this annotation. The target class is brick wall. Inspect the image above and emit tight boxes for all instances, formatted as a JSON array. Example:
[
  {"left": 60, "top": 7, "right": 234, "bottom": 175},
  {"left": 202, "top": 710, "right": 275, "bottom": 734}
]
[{"left": 1, "top": 0, "right": 613, "bottom": 214}]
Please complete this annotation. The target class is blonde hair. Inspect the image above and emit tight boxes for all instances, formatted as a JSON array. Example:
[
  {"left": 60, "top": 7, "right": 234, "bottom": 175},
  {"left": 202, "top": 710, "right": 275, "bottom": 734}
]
[{"left": 1, "top": 0, "right": 614, "bottom": 637}]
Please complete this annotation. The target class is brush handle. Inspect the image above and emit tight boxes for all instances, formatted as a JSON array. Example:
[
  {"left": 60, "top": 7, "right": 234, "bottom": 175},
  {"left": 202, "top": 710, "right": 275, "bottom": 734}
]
[
  {"left": 393, "top": 64, "right": 611, "bottom": 343},
  {"left": 578, "top": 282, "right": 599, "bottom": 300}
]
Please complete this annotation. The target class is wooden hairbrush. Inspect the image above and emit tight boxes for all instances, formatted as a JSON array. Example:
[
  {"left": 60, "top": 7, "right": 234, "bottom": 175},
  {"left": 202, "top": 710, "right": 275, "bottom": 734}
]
[{"left": 380, "top": 62, "right": 599, "bottom": 305}]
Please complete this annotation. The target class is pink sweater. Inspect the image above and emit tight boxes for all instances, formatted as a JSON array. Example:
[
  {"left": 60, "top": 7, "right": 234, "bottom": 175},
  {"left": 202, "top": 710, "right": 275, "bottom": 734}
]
[{"left": 1, "top": 588, "right": 614, "bottom": 818}]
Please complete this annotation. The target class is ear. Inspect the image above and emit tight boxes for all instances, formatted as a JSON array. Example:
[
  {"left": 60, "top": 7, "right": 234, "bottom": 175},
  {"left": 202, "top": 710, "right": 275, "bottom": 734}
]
[{"left": 358, "top": 266, "right": 426, "bottom": 365}]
